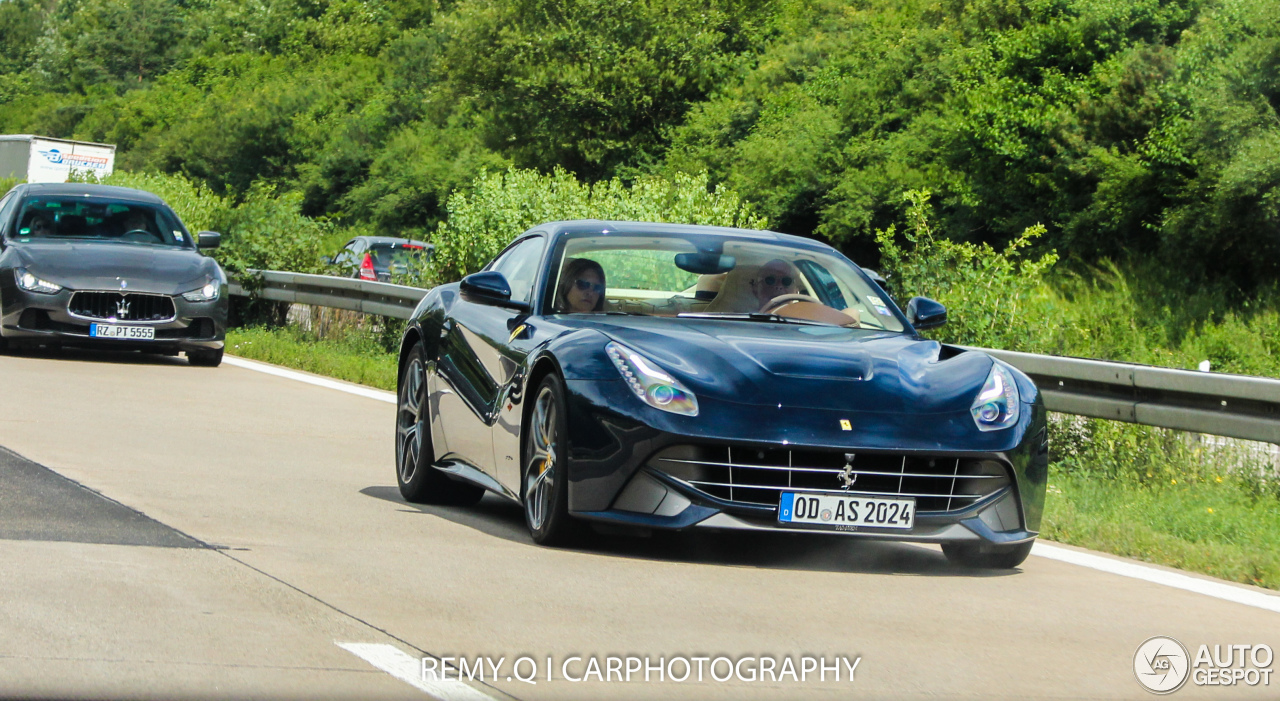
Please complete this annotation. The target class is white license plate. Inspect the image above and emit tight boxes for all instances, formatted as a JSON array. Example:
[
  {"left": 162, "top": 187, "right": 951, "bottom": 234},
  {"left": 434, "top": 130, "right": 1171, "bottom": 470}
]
[
  {"left": 90, "top": 323, "right": 155, "bottom": 340},
  {"left": 779, "top": 492, "right": 915, "bottom": 530}
]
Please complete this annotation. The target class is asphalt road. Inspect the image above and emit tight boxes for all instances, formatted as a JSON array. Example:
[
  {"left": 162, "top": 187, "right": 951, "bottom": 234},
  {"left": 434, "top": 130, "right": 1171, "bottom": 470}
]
[{"left": 0, "top": 348, "right": 1276, "bottom": 700}]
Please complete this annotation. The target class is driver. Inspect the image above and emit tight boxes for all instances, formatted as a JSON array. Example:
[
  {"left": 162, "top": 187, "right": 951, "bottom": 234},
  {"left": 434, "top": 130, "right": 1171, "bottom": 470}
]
[
  {"left": 121, "top": 211, "right": 153, "bottom": 236},
  {"left": 751, "top": 259, "right": 801, "bottom": 311}
]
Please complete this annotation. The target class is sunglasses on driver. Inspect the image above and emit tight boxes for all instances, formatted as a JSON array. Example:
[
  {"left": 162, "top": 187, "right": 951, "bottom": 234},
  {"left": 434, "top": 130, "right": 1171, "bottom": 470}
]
[
  {"left": 574, "top": 278, "right": 605, "bottom": 294},
  {"left": 759, "top": 275, "right": 794, "bottom": 287}
]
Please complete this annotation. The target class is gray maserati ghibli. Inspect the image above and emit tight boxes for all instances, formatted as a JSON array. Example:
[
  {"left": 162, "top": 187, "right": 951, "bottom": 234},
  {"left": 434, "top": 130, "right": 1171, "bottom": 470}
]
[{"left": 0, "top": 183, "right": 228, "bottom": 366}]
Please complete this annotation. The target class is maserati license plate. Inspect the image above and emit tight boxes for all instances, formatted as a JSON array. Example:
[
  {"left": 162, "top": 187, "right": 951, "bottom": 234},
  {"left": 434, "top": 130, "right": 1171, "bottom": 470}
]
[
  {"left": 90, "top": 323, "right": 155, "bottom": 340},
  {"left": 779, "top": 492, "right": 915, "bottom": 530}
]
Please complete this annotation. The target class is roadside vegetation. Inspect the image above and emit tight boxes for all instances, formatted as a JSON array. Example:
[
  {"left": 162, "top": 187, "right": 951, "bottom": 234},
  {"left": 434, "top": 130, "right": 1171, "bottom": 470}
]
[
  {"left": 1046, "top": 416, "right": 1280, "bottom": 589},
  {"left": 227, "top": 324, "right": 397, "bottom": 392}
]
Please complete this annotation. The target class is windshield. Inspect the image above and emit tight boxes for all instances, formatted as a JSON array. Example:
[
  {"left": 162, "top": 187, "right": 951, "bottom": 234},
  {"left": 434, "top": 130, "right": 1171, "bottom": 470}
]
[
  {"left": 11, "top": 196, "right": 193, "bottom": 248},
  {"left": 370, "top": 243, "right": 429, "bottom": 270},
  {"left": 550, "top": 233, "right": 905, "bottom": 331}
]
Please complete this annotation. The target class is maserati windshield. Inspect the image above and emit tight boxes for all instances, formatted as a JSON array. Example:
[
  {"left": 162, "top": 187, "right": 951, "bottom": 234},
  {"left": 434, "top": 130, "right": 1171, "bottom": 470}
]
[
  {"left": 550, "top": 233, "right": 905, "bottom": 331},
  {"left": 10, "top": 196, "right": 193, "bottom": 248}
]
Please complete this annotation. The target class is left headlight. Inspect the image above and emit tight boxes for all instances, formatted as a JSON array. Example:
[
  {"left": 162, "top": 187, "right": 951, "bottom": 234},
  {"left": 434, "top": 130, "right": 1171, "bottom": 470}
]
[
  {"left": 15, "top": 268, "right": 62, "bottom": 294},
  {"left": 181, "top": 281, "right": 220, "bottom": 302},
  {"left": 606, "top": 341, "right": 699, "bottom": 417},
  {"left": 971, "top": 361, "right": 1020, "bottom": 431}
]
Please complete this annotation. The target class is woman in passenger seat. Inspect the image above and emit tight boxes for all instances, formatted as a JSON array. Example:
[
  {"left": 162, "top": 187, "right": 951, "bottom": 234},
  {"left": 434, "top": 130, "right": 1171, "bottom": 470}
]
[{"left": 555, "top": 257, "right": 607, "bottom": 313}]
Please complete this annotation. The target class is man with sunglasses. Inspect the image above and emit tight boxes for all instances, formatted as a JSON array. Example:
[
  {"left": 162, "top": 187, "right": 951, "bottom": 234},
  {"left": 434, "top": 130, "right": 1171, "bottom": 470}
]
[{"left": 751, "top": 258, "right": 802, "bottom": 311}]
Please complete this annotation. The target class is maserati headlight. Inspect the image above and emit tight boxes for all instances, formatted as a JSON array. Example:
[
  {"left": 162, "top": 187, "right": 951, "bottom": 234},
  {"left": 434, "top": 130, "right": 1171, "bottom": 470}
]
[
  {"left": 971, "top": 362, "right": 1020, "bottom": 431},
  {"left": 181, "top": 281, "right": 220, "bottom": 302},
  {"left": 606, "top": 341, "right": 699, "bottom": 417},
  {"left": 15, "top": 268, "right": 61, "bottom": 294}
]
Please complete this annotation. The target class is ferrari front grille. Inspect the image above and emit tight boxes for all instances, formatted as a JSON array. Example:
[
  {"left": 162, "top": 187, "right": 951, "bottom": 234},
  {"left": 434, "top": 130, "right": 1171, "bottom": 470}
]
[
  {"left": 69, "top": 291, "right": 176, "bottom": 322},
  {"left": 649, "top": 445, "right": 1011, "bottom": 513}
]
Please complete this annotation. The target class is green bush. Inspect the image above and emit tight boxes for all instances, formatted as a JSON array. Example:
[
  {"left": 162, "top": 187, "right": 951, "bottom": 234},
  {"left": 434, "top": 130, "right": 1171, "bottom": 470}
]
[
  {"left": 424, "top": 168, "right": 767, "bottom": 284},
  {"left": 874, "top": 187, "right": 1280, "bottom": 379},
  {"left": 875, "top": 189, "right": 1060, "bottom": 350},
  {"left": 213, "top": 183, "right": 330, "bottom": 275}
]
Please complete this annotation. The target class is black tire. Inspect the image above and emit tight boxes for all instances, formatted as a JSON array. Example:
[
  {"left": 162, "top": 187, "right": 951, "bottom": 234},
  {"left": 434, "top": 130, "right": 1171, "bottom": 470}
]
[
  {"left": 942, "top": 540, "right": 1034, "bottom": 569},
  {"left": 187, "top": 348, "right": 224, "bottom": 367},
  {"left": 396, "top": 342, "right": 484, "bottom": 505},
  {"left": 522, "top": 374, "right": 578, "bottom": 545}
]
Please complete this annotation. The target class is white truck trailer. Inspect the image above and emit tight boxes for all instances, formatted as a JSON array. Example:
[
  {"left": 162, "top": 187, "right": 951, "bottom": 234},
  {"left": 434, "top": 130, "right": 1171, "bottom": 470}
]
[{"left": 0, "top": 134, "right": 116, "bottom": 183}]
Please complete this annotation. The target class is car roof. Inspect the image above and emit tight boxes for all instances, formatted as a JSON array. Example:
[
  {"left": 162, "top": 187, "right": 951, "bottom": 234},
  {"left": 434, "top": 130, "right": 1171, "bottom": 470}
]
[
  {"left": 16, "top": 182, "right": 166, "bottom": 205},
  {"left": 347, "top": 236, "right": 433, "bottom": 248},
  {"left": 532, "top": 220, "right": 834, "bottom": 251}
]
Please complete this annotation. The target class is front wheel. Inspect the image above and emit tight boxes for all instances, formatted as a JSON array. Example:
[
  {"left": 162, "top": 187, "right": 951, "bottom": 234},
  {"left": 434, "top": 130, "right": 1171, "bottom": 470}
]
[
  {"left": 396, "top": 342, "right": 484, "bottom": 505},
  {"left": 942, "top": 540, "right": 1034, "bottom": 569},
  {"left": 522, "top": 375, "right": 578, "bottom": 545}
]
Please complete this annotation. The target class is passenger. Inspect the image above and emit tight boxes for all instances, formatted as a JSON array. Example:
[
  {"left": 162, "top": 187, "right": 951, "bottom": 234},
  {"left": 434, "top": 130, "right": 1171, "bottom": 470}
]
[
  {"left": 555, "top": 258, "right": 607, "bottom": 313},
  {"left": 751, "top": 258, "right": 802, "bottom": 311}
]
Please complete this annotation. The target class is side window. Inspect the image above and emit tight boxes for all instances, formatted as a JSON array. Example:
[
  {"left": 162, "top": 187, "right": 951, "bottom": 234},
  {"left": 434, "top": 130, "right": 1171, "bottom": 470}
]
[
  {"left": 333, "top": 240, "right": 360, "bottom": 267},
  {"left": 489, "top": 236, "right": 546, "bottom": 304}
]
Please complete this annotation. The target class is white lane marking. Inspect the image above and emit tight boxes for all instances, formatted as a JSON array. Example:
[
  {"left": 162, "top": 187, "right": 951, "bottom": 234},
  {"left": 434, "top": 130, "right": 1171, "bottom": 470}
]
[
  {"left": 227, "top": 355, "right": 1280, "bottom": 615},
  {"left": 1033, "top": 542, "right": 1280, "bottom": 614},
  {"left": 224, "top": 355, "right": 395, "bottom": 404},
  {"left": 337, "top": 643, "right": 499, "bottom": 701}
]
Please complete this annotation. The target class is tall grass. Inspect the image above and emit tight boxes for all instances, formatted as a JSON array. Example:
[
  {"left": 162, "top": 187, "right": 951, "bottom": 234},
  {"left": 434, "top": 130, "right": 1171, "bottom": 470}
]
[{"left": 1046, "top": 414, "right": 1280, "bottom": 588}]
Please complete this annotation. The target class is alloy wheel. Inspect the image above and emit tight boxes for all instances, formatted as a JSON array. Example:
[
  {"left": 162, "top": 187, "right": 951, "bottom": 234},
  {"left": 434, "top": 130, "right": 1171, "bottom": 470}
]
[
  {"left": 525, "top": 385, "right": 558, "bottom": 531},
  {"left": 397, "top": 357, "right": 425, "bottom": 485}
]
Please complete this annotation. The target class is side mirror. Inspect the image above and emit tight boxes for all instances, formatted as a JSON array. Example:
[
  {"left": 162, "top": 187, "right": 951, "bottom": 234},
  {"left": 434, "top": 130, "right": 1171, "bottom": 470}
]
[
  {"left": 906, "top": 296, "right": 946, "bottom": 330},
  {"left": 197, "top": 231, "right": 221, "bottom": 249},
  {"left": 460, "top": 271, "right": 531, "bottom": 312}
]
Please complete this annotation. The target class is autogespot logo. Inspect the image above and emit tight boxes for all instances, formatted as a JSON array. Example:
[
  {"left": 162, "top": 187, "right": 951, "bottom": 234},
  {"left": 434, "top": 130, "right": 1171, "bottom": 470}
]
[{"left": 1135, "top": 636, "right": 1191, "bottom": 694}]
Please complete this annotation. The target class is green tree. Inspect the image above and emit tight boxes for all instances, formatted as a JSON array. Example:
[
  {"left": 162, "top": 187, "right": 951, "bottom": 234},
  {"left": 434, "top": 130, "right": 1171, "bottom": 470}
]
[{"left": 37, "top": 0, "right": 187, "bottom": 88}]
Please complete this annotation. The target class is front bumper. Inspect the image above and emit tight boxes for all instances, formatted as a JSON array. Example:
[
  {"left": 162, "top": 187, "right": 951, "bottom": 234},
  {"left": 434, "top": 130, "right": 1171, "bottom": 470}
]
[
  {"left": 0, "top": 282, "right": 227, "bottom": 353},
  {"left": 563, "top": 378, "right": 1049, "bottom": 547}
]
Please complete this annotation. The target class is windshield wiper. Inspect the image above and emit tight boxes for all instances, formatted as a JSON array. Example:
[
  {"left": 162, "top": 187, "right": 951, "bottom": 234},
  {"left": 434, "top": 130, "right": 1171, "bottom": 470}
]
[{"left": 676, "top": 312, "right": 832, "bottom": 327}]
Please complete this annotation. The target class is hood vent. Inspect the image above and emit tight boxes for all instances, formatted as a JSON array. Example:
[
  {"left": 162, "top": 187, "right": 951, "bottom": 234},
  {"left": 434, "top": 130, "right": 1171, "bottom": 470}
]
[{"left": 728, "top": 339, "right": 870, "bottom": 381}]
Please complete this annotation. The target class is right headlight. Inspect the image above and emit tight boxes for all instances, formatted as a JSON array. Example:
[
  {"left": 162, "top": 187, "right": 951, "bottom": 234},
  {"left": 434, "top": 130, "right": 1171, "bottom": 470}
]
[
  {"left": 606, "top": 341, "right": 699, "bottom": 417},
  {"left": 181, "top": 281, "right": 220, "bottom": 302},
  {"left": 15, "top": 268, "right": 62, "bottom": 294},
  {"left": 971, "top": 361, "right": 1020, "bottom": 431}
]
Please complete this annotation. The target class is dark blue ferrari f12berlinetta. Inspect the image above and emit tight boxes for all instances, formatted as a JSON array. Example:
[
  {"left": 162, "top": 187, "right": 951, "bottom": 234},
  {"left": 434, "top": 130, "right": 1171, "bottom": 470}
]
[{"left": 395, "top": 221, "right": 1048, "bottom": 568}]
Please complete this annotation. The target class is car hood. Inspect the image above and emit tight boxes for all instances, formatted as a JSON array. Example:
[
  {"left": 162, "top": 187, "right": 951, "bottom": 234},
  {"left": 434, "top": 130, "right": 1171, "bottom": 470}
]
[
  {"left": 559, "top": 316, "right": 995, "bottom": 414},
  {"left": 9, "top": 241, "right": 220, "bottom": 294}
]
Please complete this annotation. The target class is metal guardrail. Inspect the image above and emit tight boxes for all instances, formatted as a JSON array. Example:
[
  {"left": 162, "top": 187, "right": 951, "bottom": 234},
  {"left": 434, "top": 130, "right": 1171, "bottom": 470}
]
[
  {"left": 980, "top": 348, "right": 1280, "bottom": 445},
  {"left": 228, "top": 270, "right": 426, "bottom": 320},
  {"left": 230, "top": 270, "right": 1280, "bottom": 444}
]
